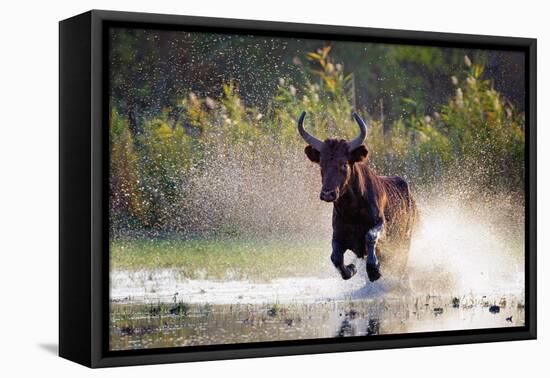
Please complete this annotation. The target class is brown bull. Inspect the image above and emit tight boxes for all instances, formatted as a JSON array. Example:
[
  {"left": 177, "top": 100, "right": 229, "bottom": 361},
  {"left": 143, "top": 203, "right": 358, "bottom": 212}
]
[{"left": 298, "top": 111, "right": 417, "bottom": 282}]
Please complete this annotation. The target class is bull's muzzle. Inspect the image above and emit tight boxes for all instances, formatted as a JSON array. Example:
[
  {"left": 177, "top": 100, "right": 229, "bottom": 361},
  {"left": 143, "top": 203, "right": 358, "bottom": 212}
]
[{"left": 320, "top": 189, "right": 338, "bottom": 202}]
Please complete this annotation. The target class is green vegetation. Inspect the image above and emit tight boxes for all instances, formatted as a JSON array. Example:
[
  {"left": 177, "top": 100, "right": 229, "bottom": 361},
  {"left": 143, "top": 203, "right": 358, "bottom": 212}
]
[
  {"left": 109, "top": 29, "right": 525, "bottom": 125},
  {"left": 110, "top": 46, "right": 524, "bottom": 235},
  {"left": 111, "top": 239, "right": 332, "bottom": 279}
]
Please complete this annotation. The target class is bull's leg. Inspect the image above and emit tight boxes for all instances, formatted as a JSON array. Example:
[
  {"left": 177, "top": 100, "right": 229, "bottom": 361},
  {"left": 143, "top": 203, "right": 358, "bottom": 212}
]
[
  {"left": 331, "top": 239, "right": 357, "bottom": 280},
  {"left": 365, "top": 221, "right": 384, "bottom": 282}
]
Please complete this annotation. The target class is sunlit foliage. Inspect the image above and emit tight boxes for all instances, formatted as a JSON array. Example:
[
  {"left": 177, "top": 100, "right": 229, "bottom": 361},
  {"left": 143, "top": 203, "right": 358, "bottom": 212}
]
[{"left": 109, "top": 49, "right": 525, "bottom": 235}]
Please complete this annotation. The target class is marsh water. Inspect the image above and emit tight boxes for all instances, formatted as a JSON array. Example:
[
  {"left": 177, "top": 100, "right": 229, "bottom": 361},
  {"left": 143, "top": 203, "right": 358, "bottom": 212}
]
[
  {"left": 110, "top": 270, "right": 524, "bottom": 350},
  {"left": 111, "top": 299, "right": 524, "bottom": 350},
  {"left": 109, "top": 198, "right": 525, "bottom": 351}
]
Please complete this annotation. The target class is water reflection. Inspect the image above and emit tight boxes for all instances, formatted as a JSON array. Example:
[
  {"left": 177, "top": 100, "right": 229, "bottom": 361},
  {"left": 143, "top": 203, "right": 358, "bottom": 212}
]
[{"left": 110, "top": 294, "right": 524, "bottom": 350}]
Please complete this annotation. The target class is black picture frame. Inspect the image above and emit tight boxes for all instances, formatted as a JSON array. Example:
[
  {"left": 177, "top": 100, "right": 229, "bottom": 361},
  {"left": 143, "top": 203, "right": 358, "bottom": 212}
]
[{"left": 59, "top": 9, "right": 537, "bottom": 368}]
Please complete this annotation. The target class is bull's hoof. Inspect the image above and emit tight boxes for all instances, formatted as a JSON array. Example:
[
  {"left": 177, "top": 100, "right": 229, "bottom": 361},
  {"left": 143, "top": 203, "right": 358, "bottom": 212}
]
[
  {"left": 366, "top": 262, "right": 381, "bottom": 282},
  {"left": 342, "top": 264, "right": 357, "bottom": 280}
]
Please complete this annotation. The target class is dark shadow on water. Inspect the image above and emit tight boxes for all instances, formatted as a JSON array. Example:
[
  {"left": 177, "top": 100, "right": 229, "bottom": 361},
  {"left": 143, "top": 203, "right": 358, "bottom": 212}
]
[
  {"left": 348, "top": 279, "right": 389, "bottom": 300},
  {"left": 38, "top": 343, "right": 58, "bottom": 356}
]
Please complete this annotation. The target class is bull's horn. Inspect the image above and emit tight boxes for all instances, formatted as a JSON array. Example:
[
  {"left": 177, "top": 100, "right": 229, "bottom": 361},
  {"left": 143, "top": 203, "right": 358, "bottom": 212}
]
[
  {"left": 347, "top": 112, "right": 368, "bottom": 151},
  {"left": 297, "top": 111, "right": 324, "bottom": 151}
]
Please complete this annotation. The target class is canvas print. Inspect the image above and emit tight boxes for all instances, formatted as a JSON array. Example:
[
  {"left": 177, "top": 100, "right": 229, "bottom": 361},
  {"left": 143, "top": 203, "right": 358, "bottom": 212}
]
[{"left": 108, "top": 27, "right": 526, "bottom": 351}]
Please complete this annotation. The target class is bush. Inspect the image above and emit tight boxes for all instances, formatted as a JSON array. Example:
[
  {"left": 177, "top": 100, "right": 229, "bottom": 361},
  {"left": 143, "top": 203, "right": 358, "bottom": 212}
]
[{"left": 109, "top": 51, "right": 525, "bottom": 236}]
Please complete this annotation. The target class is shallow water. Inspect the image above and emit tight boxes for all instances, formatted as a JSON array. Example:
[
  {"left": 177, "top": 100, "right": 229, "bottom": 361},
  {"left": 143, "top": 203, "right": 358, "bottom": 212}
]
[
  {"left": 110, "top": 292, "right": 524, "bottom": 350},
  {"left": 110, "top": 264, "right": 524, "bottom": 351},
  {"left": 110, "top": 271, "right": 387, "bottom": 305}
]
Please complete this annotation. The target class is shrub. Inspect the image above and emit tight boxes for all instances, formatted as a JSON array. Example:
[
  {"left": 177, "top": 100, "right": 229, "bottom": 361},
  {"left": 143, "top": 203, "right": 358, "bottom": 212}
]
[{"left": 109, "top": 51, "right": 525, "bottom": 236}]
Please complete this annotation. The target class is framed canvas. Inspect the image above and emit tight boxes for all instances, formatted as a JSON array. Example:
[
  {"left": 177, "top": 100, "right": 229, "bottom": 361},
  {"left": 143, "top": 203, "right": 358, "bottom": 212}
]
[{"left": 59, "top": 10, "right": 537, "bottom": 368}]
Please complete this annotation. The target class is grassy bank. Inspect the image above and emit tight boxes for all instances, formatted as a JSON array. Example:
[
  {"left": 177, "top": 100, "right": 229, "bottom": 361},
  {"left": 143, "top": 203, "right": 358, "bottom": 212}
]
[{"left": 110, "top": 238, "right": 334, "bottom": 280}]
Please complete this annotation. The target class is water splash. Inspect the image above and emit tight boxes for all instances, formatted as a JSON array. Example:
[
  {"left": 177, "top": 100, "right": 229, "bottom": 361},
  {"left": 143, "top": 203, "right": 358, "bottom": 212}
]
[{"left": 407, "top": 192, "right": 524, "bottom": 297}]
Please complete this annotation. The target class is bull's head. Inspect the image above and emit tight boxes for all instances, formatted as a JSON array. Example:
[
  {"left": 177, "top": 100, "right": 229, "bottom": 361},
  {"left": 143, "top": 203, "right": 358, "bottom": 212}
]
[{"left": 298, "top": 111, "right": 368, "bottom": 202}]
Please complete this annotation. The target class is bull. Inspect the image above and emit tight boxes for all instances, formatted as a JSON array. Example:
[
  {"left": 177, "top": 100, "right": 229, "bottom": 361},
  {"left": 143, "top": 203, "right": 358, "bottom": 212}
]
[{"left": 298, "top": 111, "right": 417, "bottom": 282}]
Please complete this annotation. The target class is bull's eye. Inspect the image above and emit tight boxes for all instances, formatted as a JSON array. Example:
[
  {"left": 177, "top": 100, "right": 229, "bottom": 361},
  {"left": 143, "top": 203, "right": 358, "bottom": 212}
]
[{"left": 341, "top": 164, "right": 348, "bottom": 171}]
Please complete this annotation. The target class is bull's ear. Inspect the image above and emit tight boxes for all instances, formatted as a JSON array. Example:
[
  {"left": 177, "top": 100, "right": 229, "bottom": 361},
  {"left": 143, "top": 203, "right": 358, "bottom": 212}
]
[
  {"left": 349, "top": 144, "right": 368, "bottom": 163},
  {"left": 304, "top": 145, "right": 320, "bottom": 163}
]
